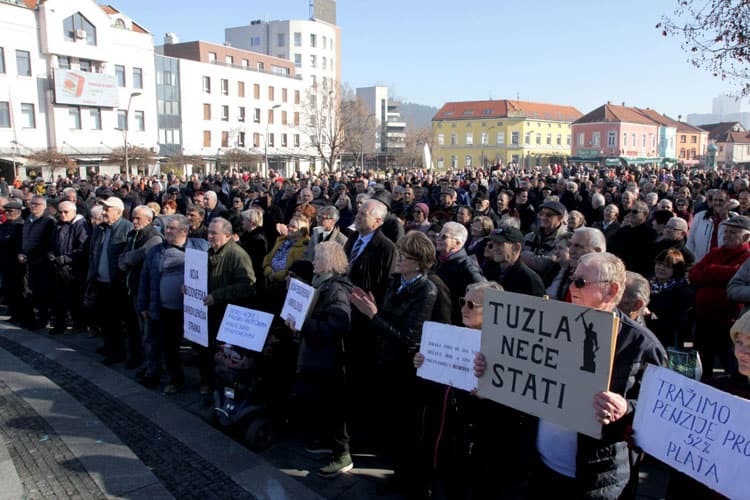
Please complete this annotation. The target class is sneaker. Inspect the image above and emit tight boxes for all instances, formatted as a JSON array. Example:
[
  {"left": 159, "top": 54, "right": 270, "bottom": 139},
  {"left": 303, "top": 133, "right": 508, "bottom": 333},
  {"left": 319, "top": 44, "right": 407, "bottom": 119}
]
[
  {"left": 304, "top": 440, "right": 333, "bottom": 454},
  {"left": 318, "top": 453, "right": 353, "bottom": 478},
  {"left": 163, "top": 384, "right": 183, "bottom": 394}
]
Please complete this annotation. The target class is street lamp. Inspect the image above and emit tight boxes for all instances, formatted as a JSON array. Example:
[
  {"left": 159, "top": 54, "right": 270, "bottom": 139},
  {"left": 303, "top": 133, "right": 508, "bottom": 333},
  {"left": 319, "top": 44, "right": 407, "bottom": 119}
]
[
  {"left": 123, "top": 91, "right": 142, "bottom": 181},
  {"left": 264, "top": 104, "right": 281, "bottom": 177},
  {"left": 480, "top": 126, "right": 496, "bottom": 168}
]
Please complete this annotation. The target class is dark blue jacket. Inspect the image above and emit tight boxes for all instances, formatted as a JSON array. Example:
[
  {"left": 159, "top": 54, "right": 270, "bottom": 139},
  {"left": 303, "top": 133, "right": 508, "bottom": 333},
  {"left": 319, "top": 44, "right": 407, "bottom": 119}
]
[
  {"left": 53, "top": 215, "right": 90, "bottom": 276},
  {"left": 87, "top": 217, "right": 133, "bottom": 285},
  {"left": 436, "top": 247, "right": 485, "bottom": 325}
]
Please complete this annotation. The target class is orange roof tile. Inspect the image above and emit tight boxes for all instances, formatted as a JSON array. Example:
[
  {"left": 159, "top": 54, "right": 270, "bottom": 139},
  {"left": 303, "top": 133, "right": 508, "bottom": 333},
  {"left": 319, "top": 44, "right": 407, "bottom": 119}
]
[
  {"left": 433, "top": 99, "right": 581, "bottom": 122},
  {"left": 575, "top": 103, "right": 659, "bottom": 126},
  {"left": 22, "top": 0, "right": 37, "bottom": 8}
]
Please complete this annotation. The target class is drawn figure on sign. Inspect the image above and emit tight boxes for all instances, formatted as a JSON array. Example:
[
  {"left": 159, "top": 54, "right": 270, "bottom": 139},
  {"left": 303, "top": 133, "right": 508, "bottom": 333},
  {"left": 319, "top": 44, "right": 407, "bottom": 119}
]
[{"left": 577, "top": 310, "right": 599, "bottom": 373}]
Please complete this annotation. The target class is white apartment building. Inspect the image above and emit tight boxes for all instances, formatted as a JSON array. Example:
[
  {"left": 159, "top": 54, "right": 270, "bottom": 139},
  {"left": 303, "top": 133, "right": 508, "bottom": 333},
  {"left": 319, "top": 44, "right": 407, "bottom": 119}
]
[
  {"left": 356, "top": 86, "right": 406, "bottom": 154},
  {"left": 0, "top": 0, "right": 158, "bottom": 180},
  {"left": 225, "top": 18, "right": 340, "bottom": 93}
]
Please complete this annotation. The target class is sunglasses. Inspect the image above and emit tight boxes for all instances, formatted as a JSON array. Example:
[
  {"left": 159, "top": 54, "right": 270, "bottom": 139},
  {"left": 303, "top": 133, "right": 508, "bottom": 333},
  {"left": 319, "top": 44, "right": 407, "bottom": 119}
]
[
  {"left": 459, "top": 297, "right": 481, "bottom": 310},
  {"left": 571, "top": 277, "right": 610, "bottom": 288}
]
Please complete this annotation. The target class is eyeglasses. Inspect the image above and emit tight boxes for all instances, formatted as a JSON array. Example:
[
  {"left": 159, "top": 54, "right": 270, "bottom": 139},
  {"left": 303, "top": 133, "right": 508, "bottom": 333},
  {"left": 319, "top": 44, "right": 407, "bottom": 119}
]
[
  {"left": 459, "top": 297, "right": 481, "bottom": 310},
  {"left": 438, "top": 233, "right": 452, "bottom": 240},
  {"left": 627, "top": 209, "right": 645, "bottom": 215},
  {"left": 571, "top": 277, "right": 610, "bottom": 288}
]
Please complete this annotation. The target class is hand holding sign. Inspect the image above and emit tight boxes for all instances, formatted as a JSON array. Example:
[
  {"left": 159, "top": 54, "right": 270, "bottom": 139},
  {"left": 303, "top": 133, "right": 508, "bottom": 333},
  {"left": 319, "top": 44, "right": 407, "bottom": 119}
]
[{"left": 593, "top": 391, "right": 628, "bottom": 425}]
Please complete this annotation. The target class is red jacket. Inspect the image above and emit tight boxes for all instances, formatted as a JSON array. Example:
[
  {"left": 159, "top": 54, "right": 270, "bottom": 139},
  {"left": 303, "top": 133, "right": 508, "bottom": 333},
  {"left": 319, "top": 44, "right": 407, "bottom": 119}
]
[{"left": 688, "top": 243, "right": 750, "bottom": 322}]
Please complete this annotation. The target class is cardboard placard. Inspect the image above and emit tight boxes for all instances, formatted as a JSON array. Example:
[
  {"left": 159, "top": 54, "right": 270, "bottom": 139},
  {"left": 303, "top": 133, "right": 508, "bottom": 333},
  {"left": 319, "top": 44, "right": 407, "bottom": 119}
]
[
  {"left": 280, "top": 278, "right": 318, "bottom": 330},
  {"left": 183, "top": 248, "right": 209, "bottom": 347},
  {"left": 417, "top": 321, "right": 480, "bottom": 392},
  {"left": 217, "top": 305, "right": 274, "bottom": 352}
]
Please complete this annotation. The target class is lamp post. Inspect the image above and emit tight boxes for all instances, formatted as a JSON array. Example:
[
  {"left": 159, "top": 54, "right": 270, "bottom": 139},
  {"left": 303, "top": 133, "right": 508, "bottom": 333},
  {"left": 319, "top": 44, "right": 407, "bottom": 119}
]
[
  {"left": 264, "top": 104, "right": 281, "bottom": 177},
  {"left": 123, "top": 91, "right": 141, "bottom": 181},
  {"left": 480, "top": 126, "right": 496, "bottom": 168}
]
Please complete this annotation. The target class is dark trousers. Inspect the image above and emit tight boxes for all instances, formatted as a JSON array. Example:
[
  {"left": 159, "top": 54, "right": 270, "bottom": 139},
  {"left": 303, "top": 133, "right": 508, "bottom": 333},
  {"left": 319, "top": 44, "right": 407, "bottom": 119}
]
[
  {"left": 27, "top": 260, "right": 51, "bottom": 325},
  {"left": 51, "top": 267, "right": 85, "bottom": 329},
  {"left": 92, "top": 281, "right": 127, "bottom": 359},
  {"left": 695, "top": 320, "right": 737, "bottom": 379},
  {"left": 529, "top": 460, "right": 577, "bottom": 499},
  {"left": 125, "top": 295, "right": 143, "bottom": 363},
  {"left": 297, "top": 372, "right": 349, "bottom": 457},
  {"left": 160, "top": 308, "right": 184, "bottom": 385},
  {"left": 142, "top": 317, "right": 162, "bottom": 377}
]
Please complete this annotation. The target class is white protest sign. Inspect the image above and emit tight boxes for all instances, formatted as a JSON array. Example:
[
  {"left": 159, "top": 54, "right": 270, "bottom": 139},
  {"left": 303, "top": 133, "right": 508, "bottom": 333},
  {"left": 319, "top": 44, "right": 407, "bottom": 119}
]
[
  {"left": 477, "top": 290, "right": 617, "bottom": 439},
  {"left": 280, "top": 278, "right": 318, "bottom": 330},
  {"left": 634, "top": 365, "right": 750, "bottom": 500},
  {"left": 183, "top": 248, "right": 208, "bottom": 347},
  {"left": 417, "top": 321, "right": 480, "bottom": 392},
  {"left": 217, "top": 305, "right": 274, "bottom": 352}
]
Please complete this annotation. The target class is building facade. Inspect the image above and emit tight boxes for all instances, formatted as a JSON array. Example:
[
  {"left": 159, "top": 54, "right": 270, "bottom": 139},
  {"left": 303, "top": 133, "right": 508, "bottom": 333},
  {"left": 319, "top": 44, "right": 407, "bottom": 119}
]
[
  {"left": 699, "top": 122, "right": 750, "bottom": 167},
  {"left": 432, "top": 100, "right": 581, "bottom": 169},
  {"left": 356, "top": 86, "right": 406, "bottom": 156}
]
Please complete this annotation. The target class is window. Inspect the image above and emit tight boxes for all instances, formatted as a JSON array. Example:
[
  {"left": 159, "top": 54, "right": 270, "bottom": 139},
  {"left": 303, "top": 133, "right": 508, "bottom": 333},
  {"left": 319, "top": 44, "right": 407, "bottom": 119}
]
[
  {"left": 322, "top": 36, "right": 327, "bottom": 49},
  {"left": 294, "top": 54, "right": 302, "bottom": 67},
  {"left": 680, "top": 135, "right": 687, "bottom": 143},
  {"left": 69, "top": 107, "right": 81, "bottom": 129},
  {"left": 451, "top": 155, "right": 458, "bottom": 168},
  {"left": 221, "top": 79, "right": 228, "bottom": 96},
  {"left": 0, "top": 48, "right": 4, "bottom": 73},
  {"left": 268, "top": 86, "right": 275, "bottom": 101},
  {"left": 281, "top": 111, "right": 287, "bottom": 125},
  {"left": 310, "top": 34, "right": 317, "bottom": 47},
  {"left": 322, "top": 57, "right": 327, "bottom": 70},
  {"left": 623, "top": 133, "right": 628, "bottom": 147},
  {"left": 281, "top": 133, "right": 288, "bottom": 147},
  {"left": 253, "top": 108, "right": 261, "bottom": 123},
  {"left": 221, "top": 131, "right": 229, "bottom": 148},
  {"left": 238, "top": 81, "right": 245, "bottom": 97},
  {"left": 90, "top": 108, "right": 101, "bottom": 130},
  {"left": 607, "top": 131, "right": 616, "bottom": 147},
  {"left": 556, "top": 134, "right": 562, "bottom": 145},
  {"left": 225, "top": 55, "right": 233, "bottom": 66},
  {"left": 79, "top": 59, "right": 92, "bottom": 72},
  {"left": 592, "top": 131, "right": 600, "bottom": 147},
  {"left": 250, "top": 36, "right": 261, "bottom": 47},
  {"left": 0, "top": 102, "right": 10, "bottom": 127},
  {"left": 202, "top": 76, "right": 211, "bottom": 93},
  {"left": 277, "top": 33, "right": 285, "bottom": 47},
  {"left": 132, "top": 67, "right": 143, "bottom": 89},
  {"left": 465, "top": 133, "right": 473, "bottom": 145},
  {"left": 691, "top": 135, "right": 697, "bottom": 144},
  {"left": 632, "top": 133, "right": 636, "bottom": 147},
  {"left": 253, "top": 133, "right": 260, "bottom": 148},
  {"left": 546, "top": 133, "right": 552, "bottom": 145},
  {"left": 238, "top": 132, "right": 245, "bottom": 147},
  {"left": 294, "top": 112, "right": 299, "bottom": 126},
  {"left": 438, "top": 133, "right": 445, "bottom": 145},
  {"left": 268, "top": 108, "right": 275, "bottom": 124},
  {"left": 203, "top": 103, "right": 211, "bottom": 120},
  {"left": 257, "top": 62, "right": 264, "bottom": 72},
  {"left": 690, "top": 149, "right": 697, "bottom": 159},
  {"left": 480, "top": 132, "right": 488, "bottom": 145},
  {"left": 208, "top": 52, "right": 217, "bottom": 63},
  {"left": 63, "top": 13, "right": 96, "bottom": 45},
  {"left": 238, "top": 106, "right": 245, "bottom": 122},
  {"left": 294, "top": 134, "right": 300, "bottom": 147},
  {"left": 241, "top": 59, "right": 248, "bottom": 68},
  {"left": 578, "top": 133, "right": 585, "bottom": 146},
  {"left": 566, "top": 135, "right": 571, "bottom": 146},
  {"left": 294, "top": 32, "right": 302, "bottom": 47},
  {"left": 117, "top": 109, "right": 127, "bottom": 130},
  {"left": 135, "top": 111, "right": 144, "bottom": 131},
  {"left": 294, "top": 90, "right": 300, "bottom": 104},
  {"left": 679, "top": 148, "right": 686, "bottom": 159},
  {"left": 16, "top": 50, "right": 31, "bottom": 76},
  {"left": 465, "top": 155, "right": 472, "bottom": 167},
  {"left": 279, "top": 88, "right": 287, "bottom": 103},
  {"left": 221, "top": 105, "right": 229, "bottom": 121},
  {"left": 203, "top": 131, "right": 211, "bottom": 147},
  {"left": 511, "top": 132, "right": 520, "bottom": 145},
  {"left": 642, "top": 134, "right": 647, "bottom": 148},
  {"left": 253, "top": 84, "right": 260, "bottom": 99},
  {"left": 310, "top": 55, "right": 316, "bottom": 68},
  {"left": 21, "top": 103, "right": 35, "bottom": 128},
  {"left": 496, "top": 132, "right": 505, "bottom": 145},
  {"left": 450, "top": 133, "right": 457, "bottom": 145},
  {"left": 525, "top": 132, "right": 532, "bottom": 145},
  {"left": 115, "top": 65, "right": 125, "bottom": 87},
  {"left": 58, "top": 56, "right": 70, "bottom": 70},
  {"left": 536, "top": 133, "right": 541, "bottom": 145}
]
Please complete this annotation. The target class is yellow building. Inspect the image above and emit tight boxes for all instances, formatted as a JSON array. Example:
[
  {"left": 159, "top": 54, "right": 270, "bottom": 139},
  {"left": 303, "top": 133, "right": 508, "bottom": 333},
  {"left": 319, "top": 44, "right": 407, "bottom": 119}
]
[{"left": 432, "top": 99, "right": 582, "bottom": 169}]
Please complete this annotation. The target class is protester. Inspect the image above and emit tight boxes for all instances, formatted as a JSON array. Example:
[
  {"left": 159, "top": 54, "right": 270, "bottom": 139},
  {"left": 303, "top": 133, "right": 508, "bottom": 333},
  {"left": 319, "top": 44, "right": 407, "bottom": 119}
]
[{"left": 646, "top": 249, "right": 694, "bottom": 349}]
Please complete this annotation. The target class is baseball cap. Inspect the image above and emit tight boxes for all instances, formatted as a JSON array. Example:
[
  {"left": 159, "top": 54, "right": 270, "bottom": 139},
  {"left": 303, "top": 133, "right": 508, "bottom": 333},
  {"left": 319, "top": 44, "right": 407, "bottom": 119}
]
[
  {"left": 98, "top": 197, "right": 124, "bottom": 211},
  {"left": 539, "top": 200, "right": 566, "bottom": 216},
  {"left": 489, "top": 226, "right": 525, "bottom": 244}
]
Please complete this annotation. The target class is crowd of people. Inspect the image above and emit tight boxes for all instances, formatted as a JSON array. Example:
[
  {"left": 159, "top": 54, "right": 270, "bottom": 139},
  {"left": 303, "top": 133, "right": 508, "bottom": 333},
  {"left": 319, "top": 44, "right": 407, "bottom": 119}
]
[{"left": 0, "top": 160, "right": 749, "bottom": 499}]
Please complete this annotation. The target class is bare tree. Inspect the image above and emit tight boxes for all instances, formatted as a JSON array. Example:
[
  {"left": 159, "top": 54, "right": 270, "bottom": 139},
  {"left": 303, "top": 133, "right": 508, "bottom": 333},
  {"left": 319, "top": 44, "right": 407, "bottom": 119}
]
[
  {"left": 300, "top": 79, "right": 346, "bottom": 172},
  {"left": 107, "top": 146, "right": 156, "bottom": 175},
  {"left": 657, "top": 0, "right": 750, "bottom": 96},
  {"left": 222, "top": 148, "right": 261, "bottom": 172},
  {"left": 341, "top": 95, "right": 377, "bottom": 169},
  {"left": 400, "top": 127, "right": 432, "bottom": 169}
]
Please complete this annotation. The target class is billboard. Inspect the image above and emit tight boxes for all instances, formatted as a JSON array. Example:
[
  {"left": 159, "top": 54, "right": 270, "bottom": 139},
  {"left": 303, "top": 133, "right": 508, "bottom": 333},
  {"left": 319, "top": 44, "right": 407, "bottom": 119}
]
[{"left": 54, "top": 69, "right": 118, "bottom": 108}]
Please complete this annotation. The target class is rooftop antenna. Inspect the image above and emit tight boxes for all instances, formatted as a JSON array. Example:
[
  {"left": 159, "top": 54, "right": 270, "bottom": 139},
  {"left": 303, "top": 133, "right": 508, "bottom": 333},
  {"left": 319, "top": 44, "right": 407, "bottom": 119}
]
[{"left": 309, "top": 0, "right": 314, "bottom": 19}]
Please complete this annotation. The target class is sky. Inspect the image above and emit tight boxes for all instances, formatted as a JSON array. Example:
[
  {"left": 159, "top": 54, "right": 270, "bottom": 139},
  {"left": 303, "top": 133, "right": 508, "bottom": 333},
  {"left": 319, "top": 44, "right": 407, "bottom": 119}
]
[{"left": 114, "top": 0, "right": 745, "bottom": 119}]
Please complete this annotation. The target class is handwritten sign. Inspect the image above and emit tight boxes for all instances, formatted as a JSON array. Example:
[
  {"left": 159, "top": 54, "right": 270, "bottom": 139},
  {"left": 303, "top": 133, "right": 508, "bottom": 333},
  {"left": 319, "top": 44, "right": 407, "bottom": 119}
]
[
  {"left": 477, "top": 290, "right": 617, "bottom": 438},
  {"left": 280, "top": 278, "right": 318, "bottom": 330},
  {"left": 183, "top": 248, "right": 208, "bottom": 347},
  {"left": 417, "top": 321, "right": 480, "bottom": 392},
  {"left": 634, "top": 365, "right": 750, "bottom": 500},
  {"left": 217, "top": 305, "right": 274, "bottom": 352}
]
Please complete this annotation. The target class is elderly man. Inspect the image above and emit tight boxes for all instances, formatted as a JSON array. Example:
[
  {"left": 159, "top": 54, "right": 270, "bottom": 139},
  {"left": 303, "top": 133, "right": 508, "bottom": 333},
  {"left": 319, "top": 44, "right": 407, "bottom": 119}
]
[
  {"left": 689, "top": 215, "right": 750, "bottom": 379},
  {"left": 522, "top": 200, "right": 568, "bottom": 278},
  {"left": 50, "top": 201, "right": 90, "bottom": 333},
  {"left": 435, "top": 221, "right": 485, "bottom": 325},
  {"left": 20, "top": 195, "right": 56, "bottom": 329},
  {"left": 484, "top": 226, "right": 545, "bottom": 297},
  {"left": 592, "top": 204, "right": 621, "bottom": 246},
  {"left": 547, "top": 227, "right": 606, "bottom": 302},
  {"left": 200, "top": 217, "right": 256, "bottom": 393},
  {"left": 0, "top": 200, "right": 26, "bottom": 323},
  {"left": 304, "top": 205, "right": 348, "bottom": 261},
  {"left": 475, "top": 252, "right": 667, "bottom": 498},
  {"left": 618, "top": 271, "right": 651, "bottom": 324},
  {"left": 186, "top": 205, "right": 207, "bottom": 239},
  {"left": 687, "top": 189, "right": 735, "bottom": 262},
  {"left": 438, "top": 187, "right": 459, "bottom": 221},
  {"left": 119, "top": 205, "right": 163, "bottom": 369},
  {"left": 473, "top": 191, "right": 501, "bottom": 229},
  {"left": 203, "top": 191, "right": 228, "bottom": 224},
  {"left": 652, "top": 216, "right": 695, "bottom": 267},
  {"left": 87, "top": 196, "right": 134, "bottom": 365},
  {"left": 138, "top": 214, "right": 209, "bottom": 391},
  {"left": 610, "top": 200, "right": 657, "bottom": 277}
]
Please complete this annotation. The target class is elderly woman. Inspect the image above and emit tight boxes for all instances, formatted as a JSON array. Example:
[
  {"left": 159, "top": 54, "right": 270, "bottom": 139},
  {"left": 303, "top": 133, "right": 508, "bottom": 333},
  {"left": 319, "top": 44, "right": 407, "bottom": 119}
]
[
  {"left": 405, "top": 202, "right": 430, "bottom": 233},
  {"left": 666, "top": 312, "right": 750, "bottom": 499},
  {"left": 646, "top": 248, "right": 694, "bottom": 348},
  {"left": 238, "top": 207, "right": 268, "bottom": 290},
  {"left": 351, "top": 231, "right": 438, "bottom": 497},
  {"left": 567, "top": 210, "right": 586, "bottom": 231},
  {"left": 263, "top": 214, "right": 310, "bottom": 288},
  {"left": 289, "top": 242, "right": 354, "bottom": 478}
]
